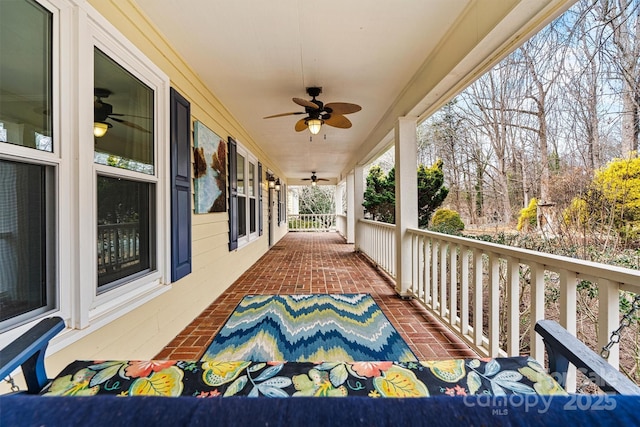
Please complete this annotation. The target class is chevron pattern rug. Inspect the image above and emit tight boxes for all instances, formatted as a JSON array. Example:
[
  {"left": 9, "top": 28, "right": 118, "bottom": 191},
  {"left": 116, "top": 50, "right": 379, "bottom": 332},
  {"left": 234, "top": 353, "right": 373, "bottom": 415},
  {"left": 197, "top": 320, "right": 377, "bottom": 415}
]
[{"left": 201, "top": 294, "right": 417, "bottom": 362}]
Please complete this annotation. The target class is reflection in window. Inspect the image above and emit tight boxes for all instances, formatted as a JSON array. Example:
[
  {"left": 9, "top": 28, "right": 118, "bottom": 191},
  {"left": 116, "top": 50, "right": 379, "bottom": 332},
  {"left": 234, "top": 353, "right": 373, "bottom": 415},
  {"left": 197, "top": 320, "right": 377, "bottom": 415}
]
[
  {"left": 97, "top": 176, "right": 156, "bottom": 291},
  {"left": 237, "top": 153, "right": 246, "bottom": 238},
  {"left": 0, "top": 160, "right": 55, "bottom": 331},
  {"left": 249, "top": 162, "right": 256, "bottom": 233},
  {"left": 94, "top": 48, "right": 154, "bottom": 174},
  {"left": 248, "top": 163, "right": 255, "bottom": 197},
  {"left": 0, "top": 0, "right": 53, "bottom": 152}
]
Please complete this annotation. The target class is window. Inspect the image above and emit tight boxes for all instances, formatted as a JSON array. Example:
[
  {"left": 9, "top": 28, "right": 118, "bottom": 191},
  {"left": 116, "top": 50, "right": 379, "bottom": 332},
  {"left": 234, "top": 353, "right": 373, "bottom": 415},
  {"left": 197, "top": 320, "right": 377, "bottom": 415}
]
[
  {"left": 94, "top": 48, "right": 154, "bottom": 174},
  {"left": 94, "top": 47, "right": 158, "bottom": 293},
  {"left": 228, "top": 139, "right": 261, "bottom": 249},
  {"left": 0, "top": 0, "right": 170, "bottom": 338},
  {"left": 278, "top": 184, "right": 286, "bottom": 225},
  {"left": 97, "top": 176, "right": 156, "bottom": 291},
  {"left": 237, "top": 151, "right": 246, "bottom": 238},
  {"left": 0, "top": 0, "right": 56, "bottom": 332},
  {"left": 249, "top": 161, "right": 257, "bottom": 234},
  {"left": 0, "top": 0, "right": 53, "bottom": 152},
  {"left": 0, "top": 160, "right": 56, "bottom": 331}
]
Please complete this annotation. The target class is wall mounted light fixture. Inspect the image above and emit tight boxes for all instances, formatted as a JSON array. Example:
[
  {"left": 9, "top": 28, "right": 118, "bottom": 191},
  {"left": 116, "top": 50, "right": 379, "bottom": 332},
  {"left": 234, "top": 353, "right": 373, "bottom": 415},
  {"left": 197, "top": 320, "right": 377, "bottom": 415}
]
[{"left": 267, "top": 172, "right": 276, "bottom": 188}]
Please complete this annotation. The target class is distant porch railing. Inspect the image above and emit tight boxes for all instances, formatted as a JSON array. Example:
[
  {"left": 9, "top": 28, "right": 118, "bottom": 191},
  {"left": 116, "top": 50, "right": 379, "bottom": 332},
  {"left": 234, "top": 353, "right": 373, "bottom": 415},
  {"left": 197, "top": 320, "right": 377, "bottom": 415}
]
[
  {"left": 288, "top": 214, "right": 336, "bottom": 232},
  {"left": 97, "top": 223, "right": 140, "bottom": 275},
  {"left": 357, "top": 219, "right": 640, "bottom": 391}
]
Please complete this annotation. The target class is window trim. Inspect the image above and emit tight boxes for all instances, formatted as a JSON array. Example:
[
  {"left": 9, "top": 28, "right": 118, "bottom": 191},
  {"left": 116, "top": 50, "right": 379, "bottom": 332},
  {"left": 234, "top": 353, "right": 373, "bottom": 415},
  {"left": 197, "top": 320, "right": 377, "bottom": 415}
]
[
  {"left": 230, "top": 140, "right": 261, "bottom": 250},
  {"left": 77, "top": 4, "right": 171, "bottom": 328},
  {"left": 0, "top": 0, "right": 68, "bottom": 334}
]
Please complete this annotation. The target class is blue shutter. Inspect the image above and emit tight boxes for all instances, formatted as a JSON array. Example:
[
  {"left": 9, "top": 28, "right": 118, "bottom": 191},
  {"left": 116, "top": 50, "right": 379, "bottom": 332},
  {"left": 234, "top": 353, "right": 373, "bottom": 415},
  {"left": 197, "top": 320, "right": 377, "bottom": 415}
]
[
  {"left": 170, "top": 88, "right": 192, "bottom": 282},
  {"left": 228, "top": 137, "right": 238, "bottom": 250},
  {"left": 258, "top": 162, "right": 263, "bottom": 236}
]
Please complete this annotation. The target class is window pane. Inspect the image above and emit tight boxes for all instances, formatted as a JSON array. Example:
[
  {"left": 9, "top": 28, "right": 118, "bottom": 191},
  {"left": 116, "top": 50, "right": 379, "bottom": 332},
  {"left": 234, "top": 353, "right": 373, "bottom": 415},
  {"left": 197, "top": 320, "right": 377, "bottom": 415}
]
[
  {"left": 250, "top": 198, "right": 256, "bottom": 233},
  {"left": 237, "top": 152, "right": 245, "bottom": 195},
  {"left": 248, "top": 162, "right": 255, "bottom": 197},
  {"left": 97, "top": 176, "right": 156, "bottom": 291},
  {"left": 238, "top": 195, "right": 246, "bottom": 237},
  {"left": 94, "top": 48, "right": 154, "bottom": 174},
  {"left": 0, "top": 160, "right": 55, "bottom": 329},
  {"left": 0, "top": 0, "right": 53, "bottom": 152}
]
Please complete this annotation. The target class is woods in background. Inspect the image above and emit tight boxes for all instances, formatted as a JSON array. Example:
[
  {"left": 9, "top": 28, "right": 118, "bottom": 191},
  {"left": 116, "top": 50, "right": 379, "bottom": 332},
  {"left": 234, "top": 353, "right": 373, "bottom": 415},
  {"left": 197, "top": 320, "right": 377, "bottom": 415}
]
[{"left": 416, "top": 0, "right": 639, "bottom": 248}]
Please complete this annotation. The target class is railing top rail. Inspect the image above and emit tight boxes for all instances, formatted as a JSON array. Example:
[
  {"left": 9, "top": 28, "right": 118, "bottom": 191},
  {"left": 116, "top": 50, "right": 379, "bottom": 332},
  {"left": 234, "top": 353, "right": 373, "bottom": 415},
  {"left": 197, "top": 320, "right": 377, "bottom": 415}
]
[
  {"left": 359, "top": 218, "right": 396, "bottom": 230},
  {"left": 98, "top": 222, "right": 139, "bottom": 229},
  {"left": 407, "top": 227, "right": 640, "bottom": 288}
]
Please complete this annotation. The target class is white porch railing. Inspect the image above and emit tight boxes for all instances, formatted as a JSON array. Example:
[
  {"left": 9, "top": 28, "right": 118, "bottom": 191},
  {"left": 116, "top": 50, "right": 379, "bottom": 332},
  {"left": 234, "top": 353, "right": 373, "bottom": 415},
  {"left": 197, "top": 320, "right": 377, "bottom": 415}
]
[
  {"left": 356, "top": 219, "right": 640, "bottom": 391},
  {"left": 358, "top": 219, "right": 396, "bottom": 278},
  {"left": 288, "top": 214, "right": 336, "bottom": 232}
]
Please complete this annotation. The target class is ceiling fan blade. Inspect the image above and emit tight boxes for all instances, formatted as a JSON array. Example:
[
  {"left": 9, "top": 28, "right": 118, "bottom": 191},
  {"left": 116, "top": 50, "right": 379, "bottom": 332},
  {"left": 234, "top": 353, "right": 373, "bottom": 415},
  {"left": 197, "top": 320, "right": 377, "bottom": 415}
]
[
  {"left": 301, "top": 178, "right": 311, "bottom": 181},
  {"left": 317, "top": 178, "right": 330, "bottom": 181},
  {"left": 324, "top": 114, "right": 352, "bottom": 129},
  {"left": 263, "top": 111, "right": 305, "bottom": 119},
  {"left": 324, "top": 102, "right": 361, "bottom": 115},
  {"left": 109, "top": 117, "right": 151, "bottom": 133},
  {"left": 295, "top": 118, "right": 308, "bottom": 132},
  {"left": 293, "top": 97, "right": 320, "bottom": 109}
]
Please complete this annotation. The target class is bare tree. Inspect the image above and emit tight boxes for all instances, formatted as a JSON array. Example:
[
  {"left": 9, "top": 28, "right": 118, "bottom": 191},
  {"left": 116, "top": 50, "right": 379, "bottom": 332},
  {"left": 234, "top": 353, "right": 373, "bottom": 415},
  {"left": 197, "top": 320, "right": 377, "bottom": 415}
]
[
  {"left": 561, "top": 2, "right": 610, "bottom": 169},
  {"left": 598, "top": 0, "right": 640, "bottom": 155},
  {"left": 460, "top": 62, "right": 521, "bottom": 223}
]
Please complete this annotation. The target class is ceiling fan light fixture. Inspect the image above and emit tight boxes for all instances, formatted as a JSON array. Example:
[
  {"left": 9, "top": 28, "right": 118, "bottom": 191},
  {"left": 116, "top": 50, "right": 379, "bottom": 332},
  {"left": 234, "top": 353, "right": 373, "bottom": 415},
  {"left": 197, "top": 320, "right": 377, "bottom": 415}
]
[
  {"left": 311, "top": 180, "right": 317, "bottom": 187},
  {"left": 307, "top": 118, "right": 323, "bottom": 135},
  {"left": 93, "top": 121, "right": 111, "bottom": 138}
]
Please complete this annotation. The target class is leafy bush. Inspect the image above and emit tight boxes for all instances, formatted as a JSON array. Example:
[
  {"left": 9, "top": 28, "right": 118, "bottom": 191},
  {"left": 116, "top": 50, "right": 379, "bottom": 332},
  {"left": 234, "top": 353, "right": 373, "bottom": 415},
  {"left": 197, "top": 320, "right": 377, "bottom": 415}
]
[
  {"left": 564, "top": 154, "right": 640, "bottom": 244},
  {"left": 418, "top": 160, "right": 449, "bottom": 227},
  {"left": 562, "top": 197, "right": 588, "bottom": 227},
  {"left": 430, "top": 208, "right": 464, "bottom": 233},
  {"left": 517, "top": 198, "right": 538, "bottom": 231},
  {"left": 362, "top": 165, "right": 396, "bottom": 223},
  {"left": 362, "top": 161, "right": 448, "bottom": 226},
  {"left": 591, "top": 154, "right": 640, "bottom": 241}
]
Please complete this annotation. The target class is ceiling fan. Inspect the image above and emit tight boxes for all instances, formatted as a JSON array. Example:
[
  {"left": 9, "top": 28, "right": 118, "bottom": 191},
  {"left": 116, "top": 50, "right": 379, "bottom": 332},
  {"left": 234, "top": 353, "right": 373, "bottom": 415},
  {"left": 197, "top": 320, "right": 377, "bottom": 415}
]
[
  {"left": 301, "top": 172, "right": 330, "bottom": 186},
  {"left": 94, "top": 88, "right": 150, "bottom": 137},
  {"left": 263, "top": 87, "right": 361, "bottom": 135}
]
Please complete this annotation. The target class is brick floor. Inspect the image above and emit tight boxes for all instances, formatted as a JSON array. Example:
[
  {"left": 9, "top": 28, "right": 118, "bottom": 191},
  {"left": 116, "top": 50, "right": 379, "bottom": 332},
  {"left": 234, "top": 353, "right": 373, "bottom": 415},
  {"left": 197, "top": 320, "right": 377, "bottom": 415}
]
[{"left": 155, "top": 232, "right": 478, "bottom": 361}]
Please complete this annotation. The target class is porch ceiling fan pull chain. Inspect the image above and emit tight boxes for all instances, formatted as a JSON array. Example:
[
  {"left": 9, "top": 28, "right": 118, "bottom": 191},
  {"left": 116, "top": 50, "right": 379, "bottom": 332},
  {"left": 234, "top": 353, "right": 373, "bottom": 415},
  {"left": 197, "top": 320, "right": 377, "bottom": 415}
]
[
  {"left": 601, "top": 293, "right": 640, "bottom": 359},
  {"left": 3, "top": 374, "right": 20, "bottom": 392}
]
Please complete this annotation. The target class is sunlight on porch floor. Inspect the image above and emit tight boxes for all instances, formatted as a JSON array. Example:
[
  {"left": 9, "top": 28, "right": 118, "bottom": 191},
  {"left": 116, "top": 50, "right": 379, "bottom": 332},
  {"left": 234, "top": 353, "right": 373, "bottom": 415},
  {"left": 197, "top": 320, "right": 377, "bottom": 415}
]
[{"left": 156, "top": 232, "right": 478, "bottom": 361}]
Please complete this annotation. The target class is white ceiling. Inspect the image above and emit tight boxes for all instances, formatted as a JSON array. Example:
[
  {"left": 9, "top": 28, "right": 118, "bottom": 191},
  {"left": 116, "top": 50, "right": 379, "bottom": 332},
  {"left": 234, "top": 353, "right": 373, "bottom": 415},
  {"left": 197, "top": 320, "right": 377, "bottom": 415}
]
[{"left": 132, "top": 0, "right": 574, "bottom": 184}]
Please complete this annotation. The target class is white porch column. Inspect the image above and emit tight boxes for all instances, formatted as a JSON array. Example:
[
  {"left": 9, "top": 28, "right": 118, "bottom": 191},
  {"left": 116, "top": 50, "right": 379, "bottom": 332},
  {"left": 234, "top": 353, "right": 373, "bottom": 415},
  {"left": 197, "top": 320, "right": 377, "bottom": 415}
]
[
  {"left": 395, "top": 116, "right": 418, "bottom": 296},
  {"left": 346, "top": 171, "right": 355, "bottom": 244},
  {"left": 334, "top": 183, "right": 344, "bottom": 216},
  {"left": 353, "top": 165, "right": 365, "bottom": 251}
]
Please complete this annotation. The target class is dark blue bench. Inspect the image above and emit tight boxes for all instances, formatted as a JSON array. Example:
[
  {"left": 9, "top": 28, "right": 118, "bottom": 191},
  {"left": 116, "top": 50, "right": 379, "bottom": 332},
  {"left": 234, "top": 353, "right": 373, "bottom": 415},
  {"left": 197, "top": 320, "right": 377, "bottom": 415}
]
[{"left": 2, "top": 317, "right": 640, "bottom": 426}]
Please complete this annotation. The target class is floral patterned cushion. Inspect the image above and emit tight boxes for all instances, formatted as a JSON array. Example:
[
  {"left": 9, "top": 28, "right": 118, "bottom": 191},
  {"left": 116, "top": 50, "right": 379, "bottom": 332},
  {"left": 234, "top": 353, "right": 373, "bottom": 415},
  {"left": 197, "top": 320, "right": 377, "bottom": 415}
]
[{"left": 40, "top": 357, "right": 566, "bottom": 398}]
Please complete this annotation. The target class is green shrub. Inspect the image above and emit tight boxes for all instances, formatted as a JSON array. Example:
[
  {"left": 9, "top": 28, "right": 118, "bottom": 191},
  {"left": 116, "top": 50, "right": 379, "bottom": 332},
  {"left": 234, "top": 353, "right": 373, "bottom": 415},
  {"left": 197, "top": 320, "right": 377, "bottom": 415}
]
[
  {"left": 517, "top": 198, "right": 538, "bottom": 231},
  {"left": 590, "top": 154, "right": 640, "bottom": 241},
  {"left": 430, "top": 209, "right": 464, "bottom": 233}
]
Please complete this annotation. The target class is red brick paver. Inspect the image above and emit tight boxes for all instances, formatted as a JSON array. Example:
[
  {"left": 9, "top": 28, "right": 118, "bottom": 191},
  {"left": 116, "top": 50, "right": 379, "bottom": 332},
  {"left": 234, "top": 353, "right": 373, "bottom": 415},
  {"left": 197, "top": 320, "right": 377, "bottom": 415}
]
[{"left": 155, "top": 232, "right": 478, "bottom": 361}]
